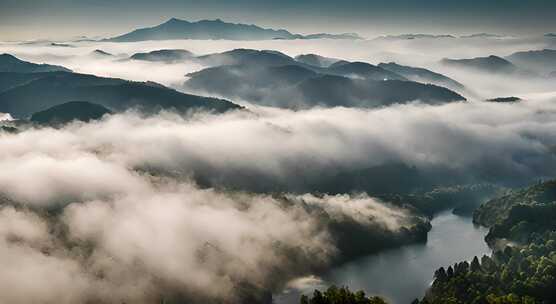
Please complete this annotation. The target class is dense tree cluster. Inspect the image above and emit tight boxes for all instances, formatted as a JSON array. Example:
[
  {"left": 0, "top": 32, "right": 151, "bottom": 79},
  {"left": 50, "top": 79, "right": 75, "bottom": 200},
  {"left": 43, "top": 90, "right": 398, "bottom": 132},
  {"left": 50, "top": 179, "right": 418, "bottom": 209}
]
[
  {"left": 300, "top": 286, "right": 387, "bottom": 304},
  {"left": 383, "top": 183, "right": 503, "bottom": 217},
  {"left": 422, "top": 234, "right": 556, "bottom": 303},
  {"left": 473, "top": 180, "right": 556, "bottom": 227},
  {"left": 486, "top": 203, "right": 556, "bottom": 246}
]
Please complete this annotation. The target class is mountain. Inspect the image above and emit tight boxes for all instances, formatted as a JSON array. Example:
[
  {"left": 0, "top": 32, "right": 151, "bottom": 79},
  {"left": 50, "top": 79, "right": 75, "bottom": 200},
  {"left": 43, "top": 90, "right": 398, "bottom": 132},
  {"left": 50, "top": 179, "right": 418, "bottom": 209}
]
[
  {"left": 485, "top": 96, "right": 521, "bottom": 103},
  {"left": 106, "top": 18, "right": 300, "bottom": 41},
  {"left": 0, "top": 71, "right": 240, "bottom": 118},
  {"left": 375, "top": 34, "right": 455, "bottom": 41},
  {"left": 196, "top": 48, "right": 296, "bottom": 67},
  {"left": 91, "top": 49, "right": 113, "bottom": 57},
  {"left": 460, "top": 33, "right": 505, "bottom": 39},
  {"left": 0, "top": 72, "right": 52, "bottom": 93},
  {"left": 30, "top": 101, "right": 112, "bottom": 126},
  {"left": 505, "top": 49, "right": 556, "bottom": 74},
  {"left": 378, "top": 62, "right": 465, "bottom": 92},
  {"left": 293, "top": 75, "right": 464, "bottom": 108},
  {"left": 0, "top": 54, "right": 71, "bottom": 73},
  {"left": 301, "top": 33, "right": 362, "bottom": 40},
  {"left": 294, "top": 54, "right": 342, "bottom": 67},
  {"left": 195, "top": 50, "right": 404, "bottom": 81},
  {"left": 129, "top": 49, "right": 195, "bottom": 63},
  {"left": 185, "top": 63, "right": 465, "bottom": 109},
  {"left": 326, "top": 61, "right": 407, "bottom": 81},
  {"left": 105, "top": 18, "right": 362, "bottom": 42},
  {"left": 196, "top": 50, "right": 404, "bottom": 80},
  {"left": 441, "top": 55, "right": 518, "bottom": 74},
  {"left": 473, "top": 180, "right": 556, "bottom": 227},
  {"left": 50, "top": 42, "right": 74, "bottom": 48},
  {"left": 0, "top": 54, "right": 240, "bottom": 117},
  {"left": 185, "top": 64, "right": 319, "bottom": 103},
  {"left": 546, "top": 33, "right": 556, "bottom": 38}
]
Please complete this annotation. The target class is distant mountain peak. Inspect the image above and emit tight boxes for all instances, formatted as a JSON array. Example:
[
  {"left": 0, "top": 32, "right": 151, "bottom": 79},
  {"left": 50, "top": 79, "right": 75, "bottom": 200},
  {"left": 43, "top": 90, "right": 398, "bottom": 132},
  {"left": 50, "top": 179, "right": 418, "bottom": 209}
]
[
  {"left": 129, "top": 49, "right": 194, "bottom": 63},
  {"left": 105, "top": 18, "right": 362, "bottom": 42},
  {"left": 460, "top": 33, "right": 505, "bottom": 39},
  {"left": 378, "top": 62, "right": 465, "bottom": 92},
  {"left": 375, "top": 34, "right": 455, "bottom": 41},
  {"left": 505, "top": 48, "right": 556, "bottom": 74},
  {"left": 92, "top": 49, "right": 113, "bottom": 56},
  {"left": 485, "top": 96, "right": 522, "bottom": 103},
  {"left": 441, "top": 55, "right": 517, "bottom": 74}
]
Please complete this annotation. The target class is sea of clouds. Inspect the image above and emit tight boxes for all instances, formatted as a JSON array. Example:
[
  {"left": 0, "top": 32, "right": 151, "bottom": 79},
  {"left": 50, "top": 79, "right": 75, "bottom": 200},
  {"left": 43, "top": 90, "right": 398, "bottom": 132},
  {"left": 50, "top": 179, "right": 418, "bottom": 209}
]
[{"left": 0, "top": 35, "right": 555, "bottom": 303}]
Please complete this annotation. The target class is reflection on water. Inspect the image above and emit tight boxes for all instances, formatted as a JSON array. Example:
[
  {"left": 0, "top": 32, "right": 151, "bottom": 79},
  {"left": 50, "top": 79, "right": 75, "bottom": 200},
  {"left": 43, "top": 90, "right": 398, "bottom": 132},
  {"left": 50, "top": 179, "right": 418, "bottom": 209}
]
[{"left": 275, "top": 212, "right": 490, "bottom": 304}]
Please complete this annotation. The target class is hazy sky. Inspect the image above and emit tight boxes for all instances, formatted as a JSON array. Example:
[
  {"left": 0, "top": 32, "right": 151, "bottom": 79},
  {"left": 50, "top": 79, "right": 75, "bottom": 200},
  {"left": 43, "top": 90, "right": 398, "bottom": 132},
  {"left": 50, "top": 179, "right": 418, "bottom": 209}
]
[{"left": 0, "top": 0, "right": 555, "bottom": 40}]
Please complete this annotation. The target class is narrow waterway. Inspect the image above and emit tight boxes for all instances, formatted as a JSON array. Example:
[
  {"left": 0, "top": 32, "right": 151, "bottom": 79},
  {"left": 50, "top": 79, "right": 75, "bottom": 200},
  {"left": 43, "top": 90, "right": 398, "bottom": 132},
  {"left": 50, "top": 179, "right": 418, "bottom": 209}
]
[{"left": 276, "top": 212, "right": 490, "bottom": 304}]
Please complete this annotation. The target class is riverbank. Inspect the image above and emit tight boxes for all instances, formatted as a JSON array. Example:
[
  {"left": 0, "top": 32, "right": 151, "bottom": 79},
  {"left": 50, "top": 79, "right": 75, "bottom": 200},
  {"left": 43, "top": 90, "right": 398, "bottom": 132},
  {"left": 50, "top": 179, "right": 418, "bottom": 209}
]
[{"left": 275, "top": 211, "right": 490, "bottom": 304}]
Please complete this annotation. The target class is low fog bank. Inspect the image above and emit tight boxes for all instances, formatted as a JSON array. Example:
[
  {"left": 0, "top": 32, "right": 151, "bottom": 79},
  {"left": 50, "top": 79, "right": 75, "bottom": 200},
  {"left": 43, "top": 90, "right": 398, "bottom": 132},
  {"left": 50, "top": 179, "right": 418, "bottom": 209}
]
[
  {"left": 0, "top": 154, "right": 425, "bottom": 303},
  {"left": 5, "top": 98, "right": 554, "bottom": 196}
]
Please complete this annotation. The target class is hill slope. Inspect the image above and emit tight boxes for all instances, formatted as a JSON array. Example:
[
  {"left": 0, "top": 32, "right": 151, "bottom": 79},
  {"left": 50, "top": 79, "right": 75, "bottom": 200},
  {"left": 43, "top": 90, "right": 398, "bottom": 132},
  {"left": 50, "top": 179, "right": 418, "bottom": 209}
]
[
  {"left": 506, "top": 49, "right": 556, "bottom": 74},
  {"left": 0, "top": 71, "right": 240, "bottom": 118},
  {"left": 129, "top": 49, "right": 195, "bottom": 63},
  {"left": 0, "top": 54, "right": 71, "bottom": 73},
  {"left": 185, "top": 63, "right": 465, "bottom": 109},
  {"left": 30, "top": 101, "right": 112, "bottom": 126},
  {"left": 106, "top": 18, "right": 299, "bottom": 41},
  {"left": 441, "top": 55, "right": 518, "bottom": 74},
  {"left": 378, "top": 62, "right": 465, "bottom": 92}
]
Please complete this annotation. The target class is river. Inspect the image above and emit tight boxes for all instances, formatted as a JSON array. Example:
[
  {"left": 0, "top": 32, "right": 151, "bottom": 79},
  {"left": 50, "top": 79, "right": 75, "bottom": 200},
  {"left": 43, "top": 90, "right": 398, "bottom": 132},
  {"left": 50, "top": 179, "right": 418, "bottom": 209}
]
[{"left": 275, "top": 211, "right": 490, "bottom": 304}]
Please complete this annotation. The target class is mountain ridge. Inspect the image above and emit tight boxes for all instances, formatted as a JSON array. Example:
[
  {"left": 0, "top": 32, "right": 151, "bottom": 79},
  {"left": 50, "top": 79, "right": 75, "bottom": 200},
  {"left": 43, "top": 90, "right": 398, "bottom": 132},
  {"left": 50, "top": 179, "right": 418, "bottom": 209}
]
[
  {"left": 105, "top": 18, "right": 362, "bottom": 42},
  {"left": 0, "top": 54, "right": 241, "bottom": 118},
  {"left": 30, "top": 101, "right": 112, "bottom": 126},
  {"left": 0, "top": 53, "right": 71, "bottom": 73}
]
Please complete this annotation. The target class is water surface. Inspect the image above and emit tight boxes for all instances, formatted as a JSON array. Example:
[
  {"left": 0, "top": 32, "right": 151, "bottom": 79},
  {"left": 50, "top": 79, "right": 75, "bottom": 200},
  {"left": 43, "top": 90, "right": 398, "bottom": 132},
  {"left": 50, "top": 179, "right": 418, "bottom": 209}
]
[{"left": 323, "top": 212, "right": 490, "bottom": 304}]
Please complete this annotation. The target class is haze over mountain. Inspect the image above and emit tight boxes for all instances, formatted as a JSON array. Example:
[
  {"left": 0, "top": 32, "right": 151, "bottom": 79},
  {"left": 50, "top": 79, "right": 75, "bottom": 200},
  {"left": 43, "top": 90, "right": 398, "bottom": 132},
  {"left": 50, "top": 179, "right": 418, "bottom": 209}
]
[
  {"left": 459, "top": 33, "right": 505, "bottom": 39},
  {"left": 441, "top": 55, "right": 519, "bottom": 74},
  {"left": 184, "top": 57, "right": 465, "bottom": 109},
  {"left": 30, "top": 101, "right": 112, "bottom": 126},
  {"left": 197, "top": 48, "right": 296, "bottom": 67},
  {"left": 378, "top": 62, "right": 465, "bottom": 93},
  {"left": 300, "top": 33, "right": 362, "bottom": 40},
  {"left": 326, "top": 61, "right": 406, "bottom": 81},
  {"left": 129, "top": 49, "right": 195, "bottom": 63},
  {"left": 294, "top": 54, "right": 342, "bottom": 68},
  {"left": 0, "top": 55, "right": 240, "bottom": 118},
  {"left": 106, "top": 18, "right": 363, "bottom": 42},
  {"left": 505, "top": 49, "right": 556, "bottom": 74},
  {"left": 0, "top": 53, "right": 71, "bottom": 73},
  {"left": 374, "top": 34, "right": 455, "bottom": 41}
]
